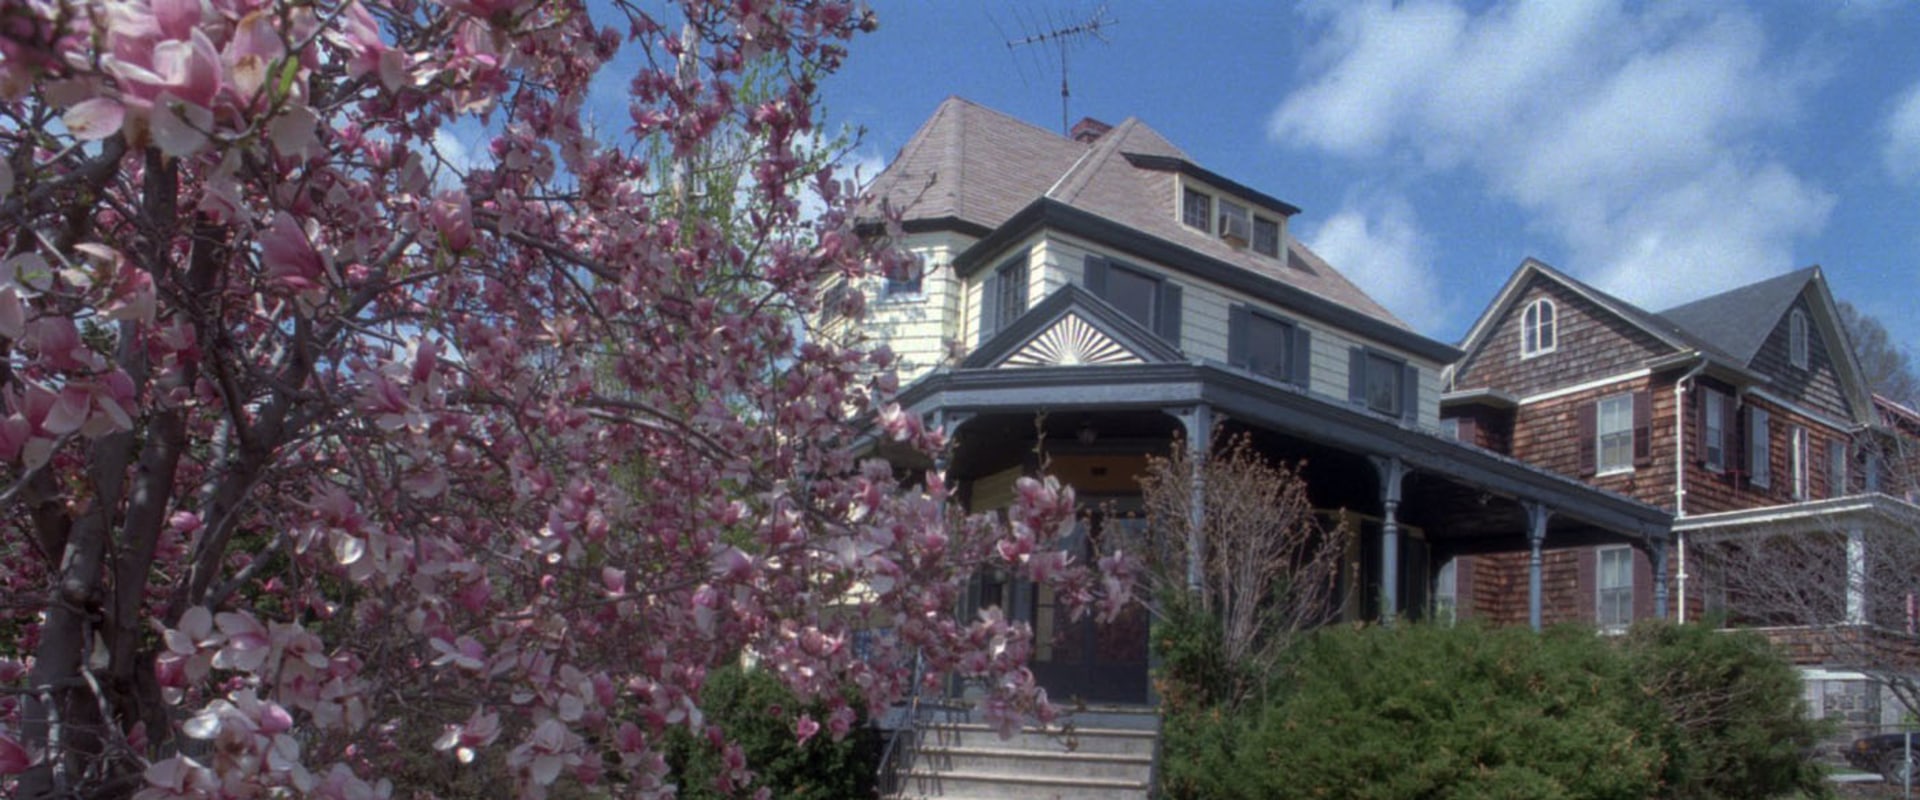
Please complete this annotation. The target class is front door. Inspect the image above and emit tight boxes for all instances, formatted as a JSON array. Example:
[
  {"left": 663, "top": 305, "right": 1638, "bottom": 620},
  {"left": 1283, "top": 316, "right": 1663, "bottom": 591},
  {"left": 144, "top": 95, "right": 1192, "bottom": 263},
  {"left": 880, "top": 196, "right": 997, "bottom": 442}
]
[{"left": 1027, "top": 512, "right": 1151, "bottom": 705}]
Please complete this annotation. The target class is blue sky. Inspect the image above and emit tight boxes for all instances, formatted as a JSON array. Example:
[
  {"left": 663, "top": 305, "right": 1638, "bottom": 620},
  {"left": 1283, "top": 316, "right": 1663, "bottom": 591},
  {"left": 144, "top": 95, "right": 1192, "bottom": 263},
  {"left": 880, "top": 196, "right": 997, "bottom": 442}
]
[{"left": 818, "top": 1, "right": 1920, "bottom": 354}]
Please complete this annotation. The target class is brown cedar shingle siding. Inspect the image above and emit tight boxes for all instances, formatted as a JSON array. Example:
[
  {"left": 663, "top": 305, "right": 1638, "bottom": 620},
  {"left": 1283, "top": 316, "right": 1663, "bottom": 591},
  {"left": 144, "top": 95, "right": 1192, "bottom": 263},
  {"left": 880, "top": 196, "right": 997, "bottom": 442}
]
[
  {"left": 1453, "top": 278, "right": 1671, "bottom": 399},
  {"left": 1750, "top": 294, "right": 1854, "bottom": 423},
  {"left": 1681, "top": 395, "right": 1853, "bottom": 514},
  {"left": 1506, "top": 375, "right": 1677, "bottom": 509}
]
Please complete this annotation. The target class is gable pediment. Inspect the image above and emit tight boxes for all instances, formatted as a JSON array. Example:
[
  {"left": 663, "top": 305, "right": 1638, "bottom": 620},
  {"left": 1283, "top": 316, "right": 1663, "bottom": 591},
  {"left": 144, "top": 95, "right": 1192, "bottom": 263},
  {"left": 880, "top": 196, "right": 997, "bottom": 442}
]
[{"left": 963, "top": 284, "right": 1183, "bottom": 370}]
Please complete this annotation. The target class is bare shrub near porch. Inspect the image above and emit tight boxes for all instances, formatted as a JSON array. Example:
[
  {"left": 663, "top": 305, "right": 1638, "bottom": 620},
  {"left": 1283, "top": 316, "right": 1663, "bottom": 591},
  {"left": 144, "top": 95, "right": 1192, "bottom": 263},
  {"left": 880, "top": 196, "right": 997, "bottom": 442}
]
[
  {"left": 1137, "top": 432, "right": 1349, "bottom": 681},
  {"left": 1694, "top": 526, "right": 1920, "bottom": 722}
]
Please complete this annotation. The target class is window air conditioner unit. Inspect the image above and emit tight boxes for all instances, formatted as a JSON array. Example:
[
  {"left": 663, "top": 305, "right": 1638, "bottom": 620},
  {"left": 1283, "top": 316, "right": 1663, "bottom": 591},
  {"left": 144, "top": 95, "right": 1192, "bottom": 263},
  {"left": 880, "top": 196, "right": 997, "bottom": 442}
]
[{"left": 1218, "top": 213, "right": 1250, "bottom": 247}]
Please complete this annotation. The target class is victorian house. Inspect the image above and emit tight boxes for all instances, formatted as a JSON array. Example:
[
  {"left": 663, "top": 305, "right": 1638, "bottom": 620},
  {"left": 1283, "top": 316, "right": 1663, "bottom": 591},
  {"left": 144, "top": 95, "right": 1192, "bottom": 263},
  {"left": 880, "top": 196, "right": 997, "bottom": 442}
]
[{"left": 850, "top": 98, "right": 1671, "bottom": 711}]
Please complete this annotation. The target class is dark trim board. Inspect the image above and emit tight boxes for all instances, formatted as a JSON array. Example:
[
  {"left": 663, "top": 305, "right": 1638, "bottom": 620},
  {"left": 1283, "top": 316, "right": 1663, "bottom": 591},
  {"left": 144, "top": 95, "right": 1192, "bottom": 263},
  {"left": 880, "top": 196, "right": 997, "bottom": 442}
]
[
  {"left": 1121, "top": 153, "right": 1303, "bottom": 217},
  {"left": 949, "top": 198, "right": 1463, "bottom": 364}
]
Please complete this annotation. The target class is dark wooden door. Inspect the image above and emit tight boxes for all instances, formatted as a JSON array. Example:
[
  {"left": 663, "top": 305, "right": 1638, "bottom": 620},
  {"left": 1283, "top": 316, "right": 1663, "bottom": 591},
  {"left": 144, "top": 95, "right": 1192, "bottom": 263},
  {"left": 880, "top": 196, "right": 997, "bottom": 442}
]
[{"left": 1027, "top": 513, "right": 1151, "bottom": 705}]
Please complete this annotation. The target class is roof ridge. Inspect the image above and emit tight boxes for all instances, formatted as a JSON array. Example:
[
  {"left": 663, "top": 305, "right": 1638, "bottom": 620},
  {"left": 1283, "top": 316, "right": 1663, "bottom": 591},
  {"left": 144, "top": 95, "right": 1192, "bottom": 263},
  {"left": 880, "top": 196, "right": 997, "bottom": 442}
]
[{"left": 1047, "top": 116, "right": 1140, "bottom": 203}]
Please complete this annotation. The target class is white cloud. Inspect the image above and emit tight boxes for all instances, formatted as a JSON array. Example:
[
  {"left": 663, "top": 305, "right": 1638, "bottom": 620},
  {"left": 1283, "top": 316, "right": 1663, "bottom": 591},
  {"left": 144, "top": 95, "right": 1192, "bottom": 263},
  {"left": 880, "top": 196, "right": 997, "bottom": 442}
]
[
  {"left": 1270, "top": 1, "right": 1832, "bottom": 309},
  {"left": 1884, "top": 79, "right": 1920, "bottom": 183},
  {"left": 1302, "top": 199, "right": 1452, "bottom": 334}
]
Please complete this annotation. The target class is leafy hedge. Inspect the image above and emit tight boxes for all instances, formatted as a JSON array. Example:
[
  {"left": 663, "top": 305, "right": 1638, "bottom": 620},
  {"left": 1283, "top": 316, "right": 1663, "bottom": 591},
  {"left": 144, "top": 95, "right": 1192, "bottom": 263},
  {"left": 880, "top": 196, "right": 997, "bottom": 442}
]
[
  {"left": 1158, "top": 619, "right": 1828, "bottom": 800},
  {"left": 662, "top": 664, "right": 881, "bottom": 799}
]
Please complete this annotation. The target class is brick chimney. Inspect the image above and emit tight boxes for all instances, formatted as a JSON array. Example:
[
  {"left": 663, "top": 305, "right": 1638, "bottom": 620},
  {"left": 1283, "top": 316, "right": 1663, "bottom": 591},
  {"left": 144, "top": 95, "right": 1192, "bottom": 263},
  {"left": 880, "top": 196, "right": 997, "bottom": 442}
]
[{"left": 1069, "top": 116, "right": 1112, "bottom": 143}]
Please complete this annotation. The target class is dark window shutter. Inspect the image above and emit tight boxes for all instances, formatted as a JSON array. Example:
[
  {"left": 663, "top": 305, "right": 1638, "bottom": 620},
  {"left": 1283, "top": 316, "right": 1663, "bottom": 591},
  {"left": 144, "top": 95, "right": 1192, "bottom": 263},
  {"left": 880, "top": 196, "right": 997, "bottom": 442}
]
[
  {"left": 979, "top": 272, "right": 1001, "bottom": 345},
  {"left": 1456, "top": 416, "right": 1480, "bottom": 446},
  {"left": 1690, "top": 388, "right": 1705, "bottom": 466},
  {"left": 1290, "top": 325, "right": 1312, "bottom": 389},
  {"left": 1156, "top": 281, "right": 1183, "bottom": 345},
  {"left": 1083, "top": 255, "right": 1108, "bottom": 298},
  {"left": 1632, "top": 391, "right": 1653, "bottom": 466},
  {"left": 1732, "top": 401, "right": 1748, "bottom": 486},
  {"left": 1227, "top": 305, "right": 1251, "bottom": 368},
  {"left": 1578, "top": 402, "right": 1598, "bottom": 477},
  {"left": 1401, "top": 364, "right": 1420, "bottom": 421},
  {"left": 1348, "top": 348, "right": 1366, "bottom": 405}
]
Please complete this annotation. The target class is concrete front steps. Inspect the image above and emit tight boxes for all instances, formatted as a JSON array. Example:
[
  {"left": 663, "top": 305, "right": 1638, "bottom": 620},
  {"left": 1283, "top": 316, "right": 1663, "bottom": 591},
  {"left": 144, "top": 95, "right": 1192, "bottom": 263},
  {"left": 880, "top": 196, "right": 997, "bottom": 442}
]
[{"left": 895, "top": 707, "right": 1157, "bottom": 800}]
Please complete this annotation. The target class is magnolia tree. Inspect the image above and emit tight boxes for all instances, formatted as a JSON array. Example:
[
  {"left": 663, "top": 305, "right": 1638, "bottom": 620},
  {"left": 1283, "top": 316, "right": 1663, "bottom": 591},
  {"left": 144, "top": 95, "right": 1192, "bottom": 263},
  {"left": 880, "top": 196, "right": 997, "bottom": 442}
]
[{"left": 0, "top": 1, "right": 1128, "bottom": 798}]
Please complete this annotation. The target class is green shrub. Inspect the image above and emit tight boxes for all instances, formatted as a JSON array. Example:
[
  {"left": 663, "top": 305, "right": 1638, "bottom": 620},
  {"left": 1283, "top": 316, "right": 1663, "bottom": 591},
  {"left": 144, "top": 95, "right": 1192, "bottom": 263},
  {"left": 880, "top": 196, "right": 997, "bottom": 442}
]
[
  {"left": 1623, "top": 621, "right": 1830, "bottom": 799},
  {"left": 1158, "top": 621, "right": 1828, "bottom": 800},
  {"left": 662, "top": 664, "right": 881, "bottom": 799}
]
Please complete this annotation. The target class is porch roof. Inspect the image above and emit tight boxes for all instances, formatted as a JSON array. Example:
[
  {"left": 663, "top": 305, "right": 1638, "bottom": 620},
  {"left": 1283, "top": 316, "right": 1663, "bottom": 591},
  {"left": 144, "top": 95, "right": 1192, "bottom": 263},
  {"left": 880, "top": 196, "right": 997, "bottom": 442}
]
[
  {"left": 897, "top": 361, "right": 1672, "bottom": 546},
  {"left": 1674, "top": 493, "right": 1920, "bottom": 539}
]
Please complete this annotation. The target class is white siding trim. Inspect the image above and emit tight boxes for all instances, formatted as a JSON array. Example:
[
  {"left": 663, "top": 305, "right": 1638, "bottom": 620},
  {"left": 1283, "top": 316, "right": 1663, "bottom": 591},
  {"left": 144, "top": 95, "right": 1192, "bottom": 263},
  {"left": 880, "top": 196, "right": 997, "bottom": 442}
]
[{"left": 1515, "top": 369, "right": 1652, "bottom": 406}]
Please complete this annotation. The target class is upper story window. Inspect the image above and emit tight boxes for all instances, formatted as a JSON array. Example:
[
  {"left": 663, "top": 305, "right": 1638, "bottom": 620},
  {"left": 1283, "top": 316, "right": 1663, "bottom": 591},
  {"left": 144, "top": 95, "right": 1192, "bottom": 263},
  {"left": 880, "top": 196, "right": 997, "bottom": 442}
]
[
  {"left": 1596, "top": 393, "right": 1635, "bottom": 474},
  {"left": 1182, "top": 188, "right": 1212, "bottom": 231},
  {"left": 1702, "top": 388, "right": 1727, "bottom": 472},
  {"left": 1084, "top": 256, "right": 1183, "bottom": 346},
  {"left": 1748, "top": 406, "right": 1771, "bottom": 488},
  {"left": 1252, "top": 216, "right": 1281, "bottom": 258},
  {"left": 977, "top": 255, "right": 1029, "bottom": 344},
  {"left": 1789, "top": 309, "right": 1809, "bottom": 369},
  {"left": 1828, "top": 440, "right": 1849, "bottom": 497},
  {"left": 1596, "top": 547, "right": 1633, "bottom": 629},
  {"left": 1521, "top": 298, "right": 1556, "bottom": 358},
  {"left": 883, "top": 253, "right": 925, "bottom": 298},
  {"left": 1790, "top": 425, "right": 1810, "bottom": 501},
  {"left": 1348, "top": 348, "right": 1416, "bottom": 420},
  {"left": 1229, "top": 305, "right": 1309, "bottom": 387}
]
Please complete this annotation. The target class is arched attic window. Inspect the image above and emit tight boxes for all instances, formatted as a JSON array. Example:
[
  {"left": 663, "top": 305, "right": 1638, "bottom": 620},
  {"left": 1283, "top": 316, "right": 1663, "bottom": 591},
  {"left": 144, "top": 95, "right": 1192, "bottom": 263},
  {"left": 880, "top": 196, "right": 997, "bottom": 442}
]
[
  {"left": 1789, "top": 309, "right": 1809, "bottom": 369},
  {"left": 1521, "top": 298, "right": 1556, "bottom": 358}
]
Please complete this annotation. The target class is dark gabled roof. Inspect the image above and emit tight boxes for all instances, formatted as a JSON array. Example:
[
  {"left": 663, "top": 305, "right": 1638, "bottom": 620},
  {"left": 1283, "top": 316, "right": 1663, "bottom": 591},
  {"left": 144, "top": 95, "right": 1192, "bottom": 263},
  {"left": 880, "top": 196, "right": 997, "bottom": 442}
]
[
  {"left": 862, "top": 97, "right": 1409, "bottom": 334},
  {"left": 1656, "top": 266, "right": 1820, "bottom": 364},
  {"left": 1451, "top": 258, "right": 1749, "bottom": 381}
]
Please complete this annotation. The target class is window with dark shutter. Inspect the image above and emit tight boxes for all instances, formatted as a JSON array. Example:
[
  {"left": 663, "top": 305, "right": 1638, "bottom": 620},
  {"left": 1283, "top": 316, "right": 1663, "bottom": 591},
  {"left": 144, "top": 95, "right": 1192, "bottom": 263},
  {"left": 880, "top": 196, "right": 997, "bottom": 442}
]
[
  {"left": 1578, "top": 401, "right": 1599, "bottom": 477},
  {"left": 1231, "top": 306, "right": 1306, "bottom": 385},
  {"left": 1632, "top": 391, "right": 1652, "bottom": 467},
  {"left": 1156, "top": 281, "right": 1182, "bottom": 346},
  {"left": 1086, "top": 256, "right": 1182, "bottom": 348},
  {"left": 1749, "top": 407, "right": 1771, "bottom": 489},
  {"left": 1595, "top": 393, "right": 1634, "bottom": 473}
]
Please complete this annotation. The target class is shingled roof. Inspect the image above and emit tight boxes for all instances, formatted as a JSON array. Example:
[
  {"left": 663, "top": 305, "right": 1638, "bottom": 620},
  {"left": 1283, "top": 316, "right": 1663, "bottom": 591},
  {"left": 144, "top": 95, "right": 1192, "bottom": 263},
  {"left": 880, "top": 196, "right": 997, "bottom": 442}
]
[
  {"left": 1657, "top": 266, "right": 1820, "bottom": 364},
  {"left": 864, "top": 96, "right": 1407, "bottom": 330}
]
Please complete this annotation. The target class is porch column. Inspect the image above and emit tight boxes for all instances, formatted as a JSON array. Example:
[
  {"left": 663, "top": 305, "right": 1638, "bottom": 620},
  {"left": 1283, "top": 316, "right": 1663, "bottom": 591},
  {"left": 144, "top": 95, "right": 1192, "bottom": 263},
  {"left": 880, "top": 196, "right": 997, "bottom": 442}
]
[
  {"left": 1370, "top": 456, "right": 1410, "bottom": 623},
  {"left": 1525, "top": 502, "right": 1552, "bottom": 631},
  {"left": 1648, "top": 538, "right": 1670, "bottom": 620},
  {"left": 1847, "top": 525, "right": 1868, "bottom": 625},
  {"left": 930, "top": 410, "right": 973, "bottom": 476},
  {"left": 1174, "top": 404, "right": 1212, "bottom": 594}
]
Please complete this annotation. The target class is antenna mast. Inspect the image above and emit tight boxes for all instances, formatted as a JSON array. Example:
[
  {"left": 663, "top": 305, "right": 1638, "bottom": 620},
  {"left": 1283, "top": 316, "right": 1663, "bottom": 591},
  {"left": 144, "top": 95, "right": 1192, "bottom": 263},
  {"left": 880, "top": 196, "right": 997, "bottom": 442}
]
[{"left": 1005, "top": 5, "right": 1116, "bottom": 135}]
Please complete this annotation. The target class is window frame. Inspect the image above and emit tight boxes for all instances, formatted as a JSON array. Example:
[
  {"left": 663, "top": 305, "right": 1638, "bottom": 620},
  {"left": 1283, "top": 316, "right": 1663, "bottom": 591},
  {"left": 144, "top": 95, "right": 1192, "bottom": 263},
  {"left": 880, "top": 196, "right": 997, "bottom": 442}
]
[
  {"left": 1829, "top": 440, "right": 1850, "bottom": 498},
  {"left": 1242, "top": 310, "right": 1295, "bottom": 382},
  {"left": 1789, "top": 309, "right": 1809, "bottom": 369},
  {"left": 1596, "top": 546, "right": 1633, "bottom": 630},
  {"left": 1252, "top": 215, "right": 1282, "bottom": 258},
  {"left": 1363, "top": 352, "right": 1405, "bottom": 417},
  {"left": 1433, "top": 559, "right": 1458, "bottom": 626},
  {"left": 1595, "top": 392, "right": 1635, "bottom": 475},
  {"left": 1749, "top": 407, "right": 1772, "bottom": 489},
  {"left": 881, "top": 252, "right": 926, "bottom": 300},
  {"left": 1181, "top": 186, "right": 1213, "bottom": 231},
  {"left": 1521, "top": 298, "right": 1557, "bottom": 358},
  {"left": 1790, "top": 425, "right": 1809, "bottom": 501}
]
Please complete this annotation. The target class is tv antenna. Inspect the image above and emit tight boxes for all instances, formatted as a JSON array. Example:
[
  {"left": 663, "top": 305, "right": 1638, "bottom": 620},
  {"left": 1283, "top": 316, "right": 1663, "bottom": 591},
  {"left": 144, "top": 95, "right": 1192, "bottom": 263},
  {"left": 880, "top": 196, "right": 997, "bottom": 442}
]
[{"left": 1003, "top": 5, "right": 1116, "bottom": 135}]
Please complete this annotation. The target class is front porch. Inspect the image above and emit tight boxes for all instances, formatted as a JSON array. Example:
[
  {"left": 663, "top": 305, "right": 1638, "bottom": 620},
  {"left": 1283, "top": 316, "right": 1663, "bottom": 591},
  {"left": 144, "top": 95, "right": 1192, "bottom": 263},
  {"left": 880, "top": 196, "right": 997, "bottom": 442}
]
[{"left": 897, "top": 361, "right": 1673, "bottom": 705}]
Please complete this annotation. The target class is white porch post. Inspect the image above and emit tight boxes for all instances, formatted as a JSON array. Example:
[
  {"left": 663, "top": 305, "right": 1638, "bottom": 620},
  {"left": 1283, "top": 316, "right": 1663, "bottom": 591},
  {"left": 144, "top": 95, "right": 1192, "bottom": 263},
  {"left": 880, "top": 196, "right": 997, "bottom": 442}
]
[
  {"left": 1370, "top": 456, "right": 1410, "bottom": 623},
  {"left": 1847, "top": 525, "right": 1868, "bottom": 625},
  {"left": 1526, "top": 502, "right": 1552, "bottom": 631}
]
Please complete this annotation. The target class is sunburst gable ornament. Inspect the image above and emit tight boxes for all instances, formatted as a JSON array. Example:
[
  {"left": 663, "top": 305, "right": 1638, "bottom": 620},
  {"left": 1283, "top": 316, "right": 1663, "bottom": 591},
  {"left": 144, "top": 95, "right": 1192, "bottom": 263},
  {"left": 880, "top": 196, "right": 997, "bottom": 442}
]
[{"left": 1002, "top": 314, "right": 1142, "bottom": 368}]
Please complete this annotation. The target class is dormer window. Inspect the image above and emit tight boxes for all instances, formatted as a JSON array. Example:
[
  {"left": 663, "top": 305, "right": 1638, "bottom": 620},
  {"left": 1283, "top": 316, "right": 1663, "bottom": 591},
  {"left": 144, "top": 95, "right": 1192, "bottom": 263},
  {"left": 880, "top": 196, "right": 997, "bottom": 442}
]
[
  {"left": 1182, "top": 188, "right": 1212, "bottom": 231},
  {"left": 1252, "top": 216, "right": 1281, "bottom": 258},
  {"left": 1521, "top": 298, "right": 1556, "bottom": 358},
  {"left": 1789, "top": 309, "right": 1809, "bottom": 369}
]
